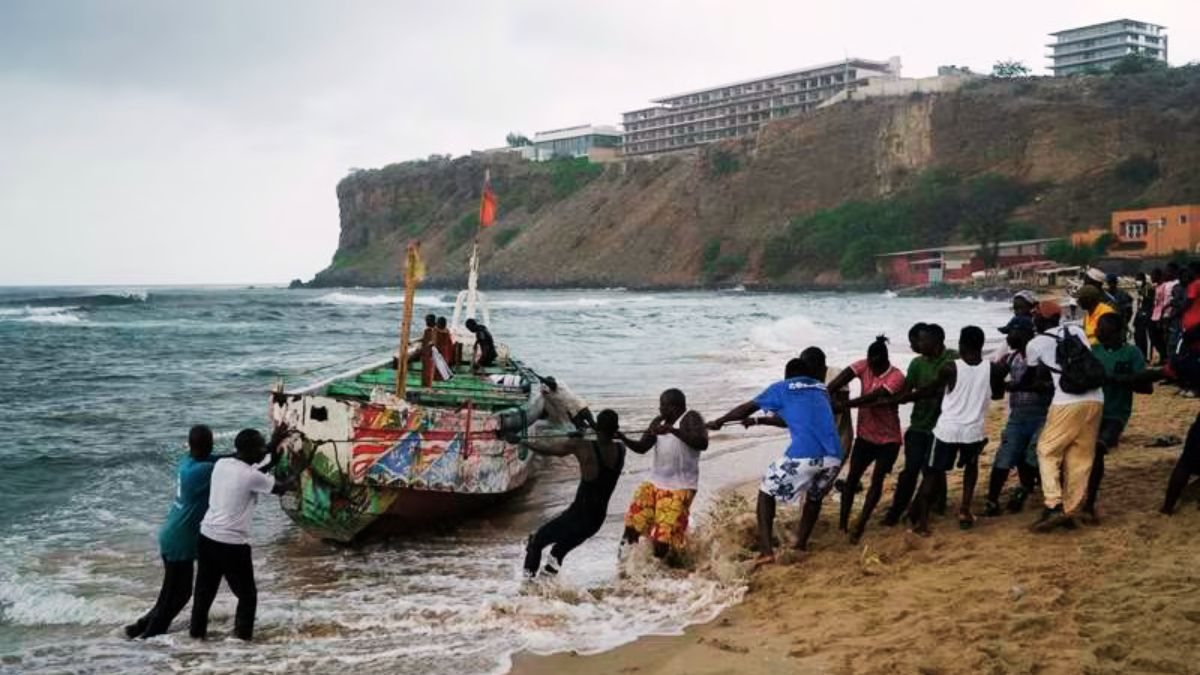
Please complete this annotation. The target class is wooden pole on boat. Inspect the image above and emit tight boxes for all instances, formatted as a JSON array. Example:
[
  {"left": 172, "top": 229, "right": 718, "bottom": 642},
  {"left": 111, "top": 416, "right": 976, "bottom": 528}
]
[{"left": 396, "top": 242, "right": 425, "bottom": 397}]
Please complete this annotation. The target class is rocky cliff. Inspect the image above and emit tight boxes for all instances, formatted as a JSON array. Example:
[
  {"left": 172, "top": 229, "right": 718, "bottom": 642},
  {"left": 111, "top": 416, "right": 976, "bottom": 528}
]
[{"left": 311, "top": 69, "right": 1200, "bottom": 288}]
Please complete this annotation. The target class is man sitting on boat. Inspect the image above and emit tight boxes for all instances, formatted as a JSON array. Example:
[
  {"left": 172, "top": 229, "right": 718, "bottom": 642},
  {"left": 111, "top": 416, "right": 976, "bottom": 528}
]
[
  {"left": 618, "top": 389, "right": 709, "bottom": 561},
  {"left": 465, "top": 318, "right": 498, "bottom": 372},
  {"left": 511, "top": 409, "right": 625, "bottom": 578},
  {"left": 541, "top": 376, "right": 595, "bottom": 431}
]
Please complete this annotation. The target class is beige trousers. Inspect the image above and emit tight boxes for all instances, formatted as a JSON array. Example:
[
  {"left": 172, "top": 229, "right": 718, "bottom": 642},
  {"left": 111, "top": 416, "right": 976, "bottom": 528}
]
[{"left": 1036, "top": 401, "right": 1102, "bottom": 514}]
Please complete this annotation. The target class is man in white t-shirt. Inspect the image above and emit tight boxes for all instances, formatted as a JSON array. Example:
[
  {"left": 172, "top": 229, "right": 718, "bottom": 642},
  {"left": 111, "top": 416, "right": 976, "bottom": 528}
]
[
  {"left": 189, "top": 426, "right": 299, "bottom": 641},
  {"left": 1024, "top": 300, "right": 1104, "bottom": 532}
]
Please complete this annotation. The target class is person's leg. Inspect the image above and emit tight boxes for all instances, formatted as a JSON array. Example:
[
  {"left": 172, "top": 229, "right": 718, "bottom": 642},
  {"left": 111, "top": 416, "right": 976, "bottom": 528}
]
[
  {"left": 1084, "top": 419, "right": 1122, "bottom": 519},
  {"left": 223, "top": 543, "right": 258, "bottom": 641},
  {"left": 1035, "top": 406, "right": 1071, "bottom": 511},
  {"left": 622, "top": 482, "right": 655, "bottom": 546},
  {"left": 987, "top": 421, "right": 1025, "bottom": 514},
  {"left": 793, "top": 461, "right": 840, "bottom": 551},
  {"left": 548, "top": 512, "right": 604, "bottom": 571},
  {"left": 959, "top": 443, "right": 983, "bottom": 524},
  {"left": 852, "top": 444, "right": 897, "bottom": 542},
  {"left": 1062, "top": 403, "right": 1102, "bottom": 517},
  {"left": 912, "top": 440, "right": 954, "bottom": 533},
  {"left": 839, "top": 440, "right": 871, "bottom": 532},
  {"left": 910, "top": 470, "right": 939, "bottom": 535},
  {"left": 125, "top": 556, "right": 174, "bottom": 639},
  {"left": 189, "top": 536, "right": 223, "bottom": 639},
  {"left": 885, "top": 430, "right": 927, "bottom": 524},
  {"left": 1161, "top": 414, "right": 1200, "bottom": 514},
  {"left": 526, "top": 509, "right": 575, "bottom": 576},
  {"left": 140, "top": 559, "right": 194, "bottom": 638},
  {"left": 755, "top": 491, "right": 777, "bottom": 557}
]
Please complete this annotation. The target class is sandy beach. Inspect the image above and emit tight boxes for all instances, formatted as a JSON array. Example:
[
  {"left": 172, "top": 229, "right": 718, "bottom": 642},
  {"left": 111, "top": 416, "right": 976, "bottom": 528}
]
[{"left": 512, "top": 387, "right": 1200, "bottom": 675}]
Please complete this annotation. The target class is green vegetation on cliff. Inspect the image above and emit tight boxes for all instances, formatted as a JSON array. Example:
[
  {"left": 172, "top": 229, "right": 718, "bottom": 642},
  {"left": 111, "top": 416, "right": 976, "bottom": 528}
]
[{"left": 762, "top": 170, "right": 1035, "bottom": 280}]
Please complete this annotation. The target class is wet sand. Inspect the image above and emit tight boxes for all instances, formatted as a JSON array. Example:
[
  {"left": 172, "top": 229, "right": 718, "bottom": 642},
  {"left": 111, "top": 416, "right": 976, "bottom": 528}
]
[{"left": 512, "top": 388, "right": 1200, "bottom": 675}]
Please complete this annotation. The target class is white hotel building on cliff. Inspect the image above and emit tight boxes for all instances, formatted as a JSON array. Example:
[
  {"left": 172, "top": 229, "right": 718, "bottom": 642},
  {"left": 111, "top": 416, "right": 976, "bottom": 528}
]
[{"left": 621, "top": 56, "right": 902, "bottom": 157}]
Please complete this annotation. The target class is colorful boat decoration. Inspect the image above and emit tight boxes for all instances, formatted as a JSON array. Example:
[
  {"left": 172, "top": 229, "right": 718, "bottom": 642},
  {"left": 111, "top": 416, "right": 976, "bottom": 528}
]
[{"left": 270, "top": 173, "right": 545, "bottom": 542}]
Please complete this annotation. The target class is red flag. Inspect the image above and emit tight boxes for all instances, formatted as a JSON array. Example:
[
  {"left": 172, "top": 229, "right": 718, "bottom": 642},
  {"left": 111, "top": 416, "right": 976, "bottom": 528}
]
[{"left": 479, "top": 170, "right": 497, "bottom": 228}]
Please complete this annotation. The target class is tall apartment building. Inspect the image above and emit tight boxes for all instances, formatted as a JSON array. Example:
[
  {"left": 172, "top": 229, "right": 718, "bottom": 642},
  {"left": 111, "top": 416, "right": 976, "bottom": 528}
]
[
  {"left": 622, "top": 57, "right": 901, "bottom": 157},
  {"left": 1048, "top": 19, "right": 1168, "bottom": 76}
]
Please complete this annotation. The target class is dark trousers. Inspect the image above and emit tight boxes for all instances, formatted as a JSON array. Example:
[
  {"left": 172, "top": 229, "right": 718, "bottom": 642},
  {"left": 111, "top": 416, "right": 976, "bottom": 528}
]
[
  {"left": 1150, "top": 321, "right": 1169, "bottom": 364},
  {"left": 126, "top": 557, "right": 194, "bottom": 638},
  {"left": 525, "top": 505, "right": 604, "bottom": 574},
  {"left": 1134, "top": 318, "right": 1151, "bottom": 361},
  {"left": 190, "top": 534, "right": 257, "bottom": 641},
  {"left": 886, "top": 429, "right": 945, "bottom": 521}
]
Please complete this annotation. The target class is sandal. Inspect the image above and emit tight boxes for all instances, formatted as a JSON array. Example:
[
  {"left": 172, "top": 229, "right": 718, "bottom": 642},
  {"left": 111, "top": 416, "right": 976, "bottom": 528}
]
[{"left": 958, "top": 513, "right": 976, "bottom": 530}]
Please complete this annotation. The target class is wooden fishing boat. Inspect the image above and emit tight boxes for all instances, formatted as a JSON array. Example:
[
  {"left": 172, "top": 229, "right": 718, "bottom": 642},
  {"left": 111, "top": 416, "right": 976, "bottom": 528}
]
[{"left": 270, "top": 182, "right": 545, "bottom": 542}]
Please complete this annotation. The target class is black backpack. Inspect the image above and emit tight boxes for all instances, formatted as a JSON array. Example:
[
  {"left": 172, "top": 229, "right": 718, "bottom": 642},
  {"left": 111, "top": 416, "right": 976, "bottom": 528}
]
[{"left": 1042, "top": 327, "right": 1106, "bottom": 394}]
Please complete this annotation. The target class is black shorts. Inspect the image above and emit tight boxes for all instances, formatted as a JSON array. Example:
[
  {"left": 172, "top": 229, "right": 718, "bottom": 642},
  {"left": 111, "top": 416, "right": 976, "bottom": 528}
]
[
  {"left": 1097, "top": 418, "right": 1126, "bottom": 453},
  {"left": 929, "top": 438, "right": 987, "bottom": 472},
  {"left": 852, "top": 438, "right": 901, "bottom": 474}
]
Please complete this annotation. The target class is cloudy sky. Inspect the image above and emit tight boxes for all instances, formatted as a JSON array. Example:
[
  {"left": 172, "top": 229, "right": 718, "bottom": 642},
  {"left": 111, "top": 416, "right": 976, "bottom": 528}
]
[{"left": 1, "top": 1, "right": 1196, "bottom": 285}]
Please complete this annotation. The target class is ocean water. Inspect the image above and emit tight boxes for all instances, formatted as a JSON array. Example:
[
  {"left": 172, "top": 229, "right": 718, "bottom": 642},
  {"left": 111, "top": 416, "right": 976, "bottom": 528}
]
[{"left": 0, "top": 286, "right": 1009, "bottom": 673}]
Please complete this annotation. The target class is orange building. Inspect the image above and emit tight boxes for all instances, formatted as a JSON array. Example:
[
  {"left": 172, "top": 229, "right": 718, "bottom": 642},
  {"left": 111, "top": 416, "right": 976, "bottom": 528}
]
[{"left": 1071, "top": 205, "right": 1200, "bottom": 257}]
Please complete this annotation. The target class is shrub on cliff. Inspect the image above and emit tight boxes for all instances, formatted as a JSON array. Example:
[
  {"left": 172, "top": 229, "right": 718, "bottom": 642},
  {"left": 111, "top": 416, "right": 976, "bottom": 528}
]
[
  {"left": 545, "top": 157, "right": 603, "bottom": 198},
  {"left": 763, "top": 169, "right": 1036, "bottom": 281}
]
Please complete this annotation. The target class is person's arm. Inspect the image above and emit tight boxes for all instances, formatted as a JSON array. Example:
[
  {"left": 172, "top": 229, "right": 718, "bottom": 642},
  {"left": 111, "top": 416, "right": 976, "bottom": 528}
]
[
  {"left": 848, "top": 389, "right": 891, "bottom": 408},
  {"left": 617, "top": 416, "right": 661, "bottom": 454},
  {"left": 896, "top": 363, "right": 954, "bottom": 404},
  {"left": 743, "top": 413, "right": 786, "bottom": 428},
  {"left": 259, "top": 425, "right": 292, "bottom": 473},
  {"left": 990, "top": 362, "right": 1007, "bottom": 400},
  {"left": 826, "top": 367, "right": 855, "bottom": 393},
  {"left": 706, "top": 401, "right": 761, "bottom": 430},
  {"left": 519, "top": 437, "right": 578, "bottom": 458}
]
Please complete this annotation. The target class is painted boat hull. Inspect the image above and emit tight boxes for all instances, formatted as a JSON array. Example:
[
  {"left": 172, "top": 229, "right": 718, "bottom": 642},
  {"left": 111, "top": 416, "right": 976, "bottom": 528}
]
[{"left": 270, "top": 358, "right": 543, "bottom": 543}]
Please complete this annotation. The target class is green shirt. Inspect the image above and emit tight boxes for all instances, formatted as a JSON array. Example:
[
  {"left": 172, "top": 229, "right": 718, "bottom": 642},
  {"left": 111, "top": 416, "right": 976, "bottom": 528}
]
[
  {"left": 1093, "top": 343, "right": 1146, "bottom": 422},
  {"left": 906, "top": 349, "right": 959, "bottom": 432}
]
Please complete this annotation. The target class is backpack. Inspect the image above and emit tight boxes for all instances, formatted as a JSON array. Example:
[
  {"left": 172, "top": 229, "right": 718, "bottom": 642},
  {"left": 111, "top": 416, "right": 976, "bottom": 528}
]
[{"left": 1041, "top": 327, "right": 1106, "bottom": 394}]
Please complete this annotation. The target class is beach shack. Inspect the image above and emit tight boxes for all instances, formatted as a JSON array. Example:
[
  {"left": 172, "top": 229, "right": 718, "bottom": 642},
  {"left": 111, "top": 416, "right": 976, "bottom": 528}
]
[{"left": 875, "top": 238, "right": 1062, "bottom": 288}]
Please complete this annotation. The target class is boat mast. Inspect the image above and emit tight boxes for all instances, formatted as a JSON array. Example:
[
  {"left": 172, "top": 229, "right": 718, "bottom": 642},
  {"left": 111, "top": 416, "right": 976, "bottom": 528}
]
[{"left": 395, "top": 242, "right": 423, "bottom": 397}]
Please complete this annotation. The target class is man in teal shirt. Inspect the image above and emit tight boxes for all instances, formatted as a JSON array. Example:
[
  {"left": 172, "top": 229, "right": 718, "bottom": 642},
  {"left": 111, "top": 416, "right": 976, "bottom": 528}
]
[
  {"left": 125, "top": 425, "right": 219, "bottom": 639},
  {"left": 1085, "top": 314, "right": 1152, "bottom": 521}
]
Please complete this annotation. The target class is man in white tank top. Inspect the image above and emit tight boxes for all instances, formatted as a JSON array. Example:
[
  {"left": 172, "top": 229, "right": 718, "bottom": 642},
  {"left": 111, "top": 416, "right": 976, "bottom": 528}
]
[
  {"left": 617, "top": 389, "right": 709, "bottom": 560},
  {"left": 910, "top": 326, "right": 1002, "bottom": 536}
]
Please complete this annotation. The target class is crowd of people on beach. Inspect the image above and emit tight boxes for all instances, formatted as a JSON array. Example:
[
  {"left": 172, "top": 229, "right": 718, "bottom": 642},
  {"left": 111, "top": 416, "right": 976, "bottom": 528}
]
[
  {"left": 124, "top": 268, "right": 1200, "bottom": 641},
  {"left": 519, "top": 265, "right": 1200, "bottom": 576}
]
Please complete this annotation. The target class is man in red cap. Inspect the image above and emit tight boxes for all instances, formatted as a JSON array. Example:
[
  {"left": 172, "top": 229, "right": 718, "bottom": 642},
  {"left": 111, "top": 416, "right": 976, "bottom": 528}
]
[{"left": 1024, "top": 299, "right": 1104, "bottom": 531}]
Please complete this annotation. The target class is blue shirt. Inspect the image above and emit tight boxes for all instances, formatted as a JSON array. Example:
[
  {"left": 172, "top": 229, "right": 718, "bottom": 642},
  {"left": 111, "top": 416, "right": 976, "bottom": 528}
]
[
  {"left": 158, "top": 456, "right": 216, "bottom": 562},
  {"left": 754, "top": 376, "right": 843, "bottom": 460}
]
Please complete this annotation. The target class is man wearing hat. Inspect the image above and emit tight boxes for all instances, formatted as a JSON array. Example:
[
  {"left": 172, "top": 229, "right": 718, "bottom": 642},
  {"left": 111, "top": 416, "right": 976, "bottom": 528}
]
[
  {"left": 1078, "top": 284, "right": 1117, "bottom": 346},
  {"left": 985, "top": 315, "right": 1050, "bottom": 516},
  {"left": 1024, "top": 300, "right": 1104, "bottom": 531},
  {"left": 991, "top": 291, "right": 1039, "bottom": 365}
]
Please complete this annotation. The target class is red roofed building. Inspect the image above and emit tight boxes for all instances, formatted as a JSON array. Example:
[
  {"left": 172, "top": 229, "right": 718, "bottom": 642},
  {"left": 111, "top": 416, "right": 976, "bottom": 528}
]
[{"left": 875, "top": 238, "right": 1062, "bottom": 287}]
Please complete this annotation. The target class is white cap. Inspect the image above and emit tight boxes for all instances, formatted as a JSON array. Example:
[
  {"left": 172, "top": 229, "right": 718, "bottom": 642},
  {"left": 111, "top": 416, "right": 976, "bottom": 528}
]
[{"left": 1086, "top": 267, "right": 1106, "bottom": 284}]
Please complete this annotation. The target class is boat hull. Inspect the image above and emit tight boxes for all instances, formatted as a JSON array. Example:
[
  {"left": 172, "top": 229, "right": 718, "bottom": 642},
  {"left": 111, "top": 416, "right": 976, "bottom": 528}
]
[{"left": 270, "top": 360, "right": 543, "bottom": 543}]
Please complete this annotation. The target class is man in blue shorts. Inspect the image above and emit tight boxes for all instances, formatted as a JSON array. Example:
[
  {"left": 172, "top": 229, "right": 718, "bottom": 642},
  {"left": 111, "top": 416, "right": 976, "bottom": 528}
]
[
  {"left": 708, "top": 347, "right": 844, "bottom": 565},
  {"left": 985, "top": 316, "right": 1051, "bottom": 516}
]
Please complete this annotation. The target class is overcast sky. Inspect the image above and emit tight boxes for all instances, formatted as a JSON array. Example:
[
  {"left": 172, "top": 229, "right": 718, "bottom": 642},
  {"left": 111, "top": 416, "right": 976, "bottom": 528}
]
[{"left": 1, "top": 1, "right": 1196, "bottom": 285}]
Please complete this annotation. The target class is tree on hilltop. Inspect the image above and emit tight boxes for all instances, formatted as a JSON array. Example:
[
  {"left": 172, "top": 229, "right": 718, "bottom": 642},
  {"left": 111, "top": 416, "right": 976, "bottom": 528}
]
[
  {"left": 1110, "top": 54, "right": 1168, "bottom": 75},
  {"left": 506, "top": 132, "right": 532, "bottom": 147},
  {"left": 992, "top": 60, "right": 1031, "bottom": 78}
]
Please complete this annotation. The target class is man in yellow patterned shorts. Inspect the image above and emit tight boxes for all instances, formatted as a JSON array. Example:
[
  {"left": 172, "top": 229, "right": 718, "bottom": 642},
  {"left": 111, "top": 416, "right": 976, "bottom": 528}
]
[{"left": 617, "top": 389, "right": 709, "bottom": 559}]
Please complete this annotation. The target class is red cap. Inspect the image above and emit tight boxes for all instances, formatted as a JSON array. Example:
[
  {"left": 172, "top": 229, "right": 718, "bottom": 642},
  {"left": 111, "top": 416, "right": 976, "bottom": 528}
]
[{"left": 1035, "top": 299, "right": 1062, "bottom": 318}]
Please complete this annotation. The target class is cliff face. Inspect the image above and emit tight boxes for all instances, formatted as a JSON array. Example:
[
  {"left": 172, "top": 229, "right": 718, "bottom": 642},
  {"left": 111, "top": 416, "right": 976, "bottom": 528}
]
[{"left": 311, "top": 71, "right": 1200, "bottom": 288}]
